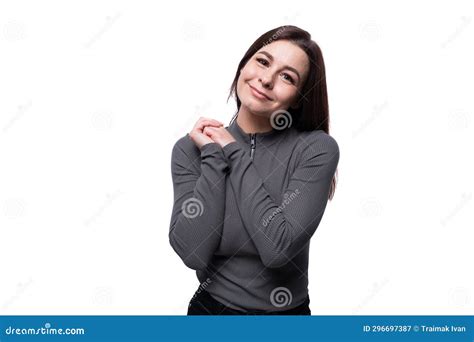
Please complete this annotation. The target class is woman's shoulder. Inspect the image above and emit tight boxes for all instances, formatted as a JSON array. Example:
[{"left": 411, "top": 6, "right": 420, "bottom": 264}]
[
  {"left": 172, "top": 133, "right": 201, "bottom": 162},
  {"left": 293, "top": 129, "right": 339, "bottom": 155}
]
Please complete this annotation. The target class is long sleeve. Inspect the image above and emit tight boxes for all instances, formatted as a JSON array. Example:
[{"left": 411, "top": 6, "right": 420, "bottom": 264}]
[
  {"left": 221, "top": 134, "right": 339, "bottom": 268},
  {"left": 169, "top": 137, "right": 229, "bottom": 270}
]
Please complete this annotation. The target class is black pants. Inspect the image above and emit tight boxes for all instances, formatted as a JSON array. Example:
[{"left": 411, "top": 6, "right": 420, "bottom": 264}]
[{"left": 187, "top": 288, "right": 311, "bottom": 315}]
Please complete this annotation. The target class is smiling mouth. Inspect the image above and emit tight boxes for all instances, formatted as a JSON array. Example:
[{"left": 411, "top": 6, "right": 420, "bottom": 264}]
[{"left": 248, "top": 83, "right": 272, "bottom": 101}]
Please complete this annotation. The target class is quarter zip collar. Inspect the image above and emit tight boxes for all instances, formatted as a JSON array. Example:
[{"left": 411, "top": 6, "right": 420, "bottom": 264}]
[{"left": 227, "top": 116, "right": 288, "bottom": 147}]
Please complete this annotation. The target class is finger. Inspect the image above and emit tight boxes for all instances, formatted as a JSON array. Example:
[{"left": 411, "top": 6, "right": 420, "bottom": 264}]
[
  {"left": 204, "top": 125, "right": 219, "bottom": 130},
  {"left": 196, "top": 117, "right": 224, "bottom": 127},
  {"left": 202, "top": 126, "right": 215, "bottom": 136},
  {"left": 194, "top": 119, "right": 223, "bottom": 132},
  {"left": 200, "top": 117, "right": 224, "bottom": 125}
]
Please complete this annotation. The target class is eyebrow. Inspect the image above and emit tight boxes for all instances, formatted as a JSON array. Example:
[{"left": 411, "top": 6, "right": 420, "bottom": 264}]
[{"left": 256, "top": 50, "right": 301, "bottom": 81}]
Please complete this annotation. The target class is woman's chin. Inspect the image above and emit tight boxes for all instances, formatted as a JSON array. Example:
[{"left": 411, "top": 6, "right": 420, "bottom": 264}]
[
  {"left": 242, "top": 101, "right": 272, "bottom": 116},
  {"left": 246, "top": 102, "right": 264, "bottom": 111}
]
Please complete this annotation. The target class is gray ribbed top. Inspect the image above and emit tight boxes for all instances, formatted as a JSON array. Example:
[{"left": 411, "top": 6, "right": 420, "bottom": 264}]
[{"left": 169, "top": 117, "right": 339, "bottom": 312}]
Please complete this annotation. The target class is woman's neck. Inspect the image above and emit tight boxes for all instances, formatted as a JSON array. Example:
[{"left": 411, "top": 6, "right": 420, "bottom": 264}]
[{"left": 235, "top": 107, "right": 274, "bottom": 134}]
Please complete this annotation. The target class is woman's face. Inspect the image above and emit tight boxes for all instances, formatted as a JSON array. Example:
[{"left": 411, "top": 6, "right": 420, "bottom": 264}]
[{"left": 236, "top": 39, "right": 310, "bottom": 118}]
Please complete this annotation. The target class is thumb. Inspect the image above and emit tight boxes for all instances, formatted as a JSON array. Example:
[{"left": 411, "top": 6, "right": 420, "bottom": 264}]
[{"left": 203, "top": 126, "right": 214, "bottom": 136}]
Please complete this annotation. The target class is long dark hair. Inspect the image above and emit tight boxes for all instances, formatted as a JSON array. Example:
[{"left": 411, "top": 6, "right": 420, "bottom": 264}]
[{"left": 227, "top": 25, "right": 338, "bottom": 201}]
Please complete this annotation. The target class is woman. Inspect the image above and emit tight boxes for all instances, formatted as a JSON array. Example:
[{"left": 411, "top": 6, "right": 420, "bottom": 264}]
[{"left": 169, "top": 25, "right": 339, "bottom": 315}]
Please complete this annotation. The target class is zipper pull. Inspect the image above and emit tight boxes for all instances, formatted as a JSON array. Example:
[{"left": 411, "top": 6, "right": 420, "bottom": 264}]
[{"left": 250, "top": 133, "right": 256, "bottom": 160}]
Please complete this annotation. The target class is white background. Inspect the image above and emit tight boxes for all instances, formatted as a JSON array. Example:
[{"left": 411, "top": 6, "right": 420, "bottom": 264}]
[{"left": 0, "top": 0, "right": 472, "bottom": 315}]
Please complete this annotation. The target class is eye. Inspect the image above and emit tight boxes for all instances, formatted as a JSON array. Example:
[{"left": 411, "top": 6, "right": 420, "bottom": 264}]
[
  {"left": 281, "top": 73, "right": 295, "bottom": 84},
  {"left": 256, "top": 58, "right": 269, "bottom": 66},
  {"left": 256, "top": 57, "right": 296, "bottom": 85}
]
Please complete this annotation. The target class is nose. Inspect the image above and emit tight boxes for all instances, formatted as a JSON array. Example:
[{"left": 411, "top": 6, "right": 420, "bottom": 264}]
[{"left": 259, "top": 71, "right": 274, "bottom": 89}]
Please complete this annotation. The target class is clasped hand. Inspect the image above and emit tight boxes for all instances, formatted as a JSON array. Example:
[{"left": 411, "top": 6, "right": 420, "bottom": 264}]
[{"left": 188, "top": 117, "right": 236, "bottom": 150}]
